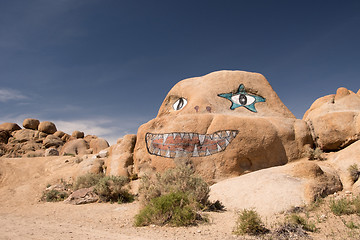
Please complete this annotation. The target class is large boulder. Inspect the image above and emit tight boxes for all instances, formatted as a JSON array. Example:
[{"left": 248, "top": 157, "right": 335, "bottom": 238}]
[
  {"left": 209, "top": 160, "right": 342, "bottom": 216},
  {"left": 43, "top": 135, "right": 64, "bottom": 148},
  {"left": 0, "top": 122, "right": 21, "bottom": 132},
  {"left": 89, "top": 138, "right": 110, "bottom": 154},
  {"left": 22, "top": 118, "right": 40, "bottom": 130},
  {"left": 133, "top": 70, "right": 313, "bottom": 181},
  {"left": 64, "top": 187, "right": 99, "bottom": 205},
  {"left": 106, "top": 134, "right": 136, "bottom": 177},
  {"left": 0, "top": 130, "right": 10, "bottom": 144},
  {"left": 304, "top": 87, "right": 360, "bottom": 151},
  {"left": 10, "top": 129, "right": 47, "bottom": 143},
  {"left": 38, "top": 121, "right": 57, "bottom": 134},
  {"left": 71, "top": 130, "right": 84, "bottom": 139},
  {"left": 60, "top": 139, "right": 89, "bottom": 156}
]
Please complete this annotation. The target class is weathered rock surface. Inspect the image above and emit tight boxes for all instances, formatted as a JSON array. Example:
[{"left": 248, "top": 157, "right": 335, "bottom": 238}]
[
  {"left": 64, "top": 187, "right": 99, "bottom": 205},
  {"left": 0, "top": 130, "right": 10, "bottom": 144},
  {"left": 304, "top": 87, "right": 360, "bottom": 151},
  {"left": 71, "top": 130, "right": 84, "bottom": 139},
  {"left": 10, "top": 129, "right": 47, "bottom": 143},
  {"left": 23, "top": 118, "right": 40, "bottom": 130},
  {"left": 38, "top": 121, "right": 57, "bottom": 134},
  {"left": 134, "top": 70, "right": 313, "bottom": 181},
  {"left": 45, "top": 148, "right": 59, "bottom": 157},
  {"left": 60, "top": 139, "right": 89, "bottom": 156},
  {"left": 89, "top": 138, "right": 109, "bottom": 154},
  {"left": 106, "top": 134, "right": 136, "bottom": 177},
  {"left": 209, "top": 160, "right": 342, "bottom": 216},
  {"left": 0, "top": 122, "right": 21, "bottom": 132},
  {"left": 43, "top": 135, "right": 64, "bottom": 149}
]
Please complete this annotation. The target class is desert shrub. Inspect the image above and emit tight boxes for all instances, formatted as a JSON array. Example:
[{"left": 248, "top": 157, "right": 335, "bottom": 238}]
[
  {"left": 135, "top": 191, "right": 199, "bottom": 227},
  {"left": 307, "top": 147, "right": 326, "bottom": 161},
  {"left": 42, "top": 189, "right": 69, "bottom": 202},
  {"left": 329, "top": 198, "right": 354, "bottom": 216},
  {"left": 233, "top": 209, "right": 268, "bottom": 235},
  {"left": 73, "top": 173, "right": 133, "bottom": 203},
  {"left": 287, "top": 213, "right": 317, "bottom": 232},
  {"left": 353, "top": 196, "right": 360, "bottom": 215},
  {"left": 94, "top": 175, "right": 133, "bottom": 203},
  {"left": 73, "top": 173, "right": 105, "bottom": 190},
  {"left": 140, "top": 164, "right": 210, "bottom": 206},
  {"left": 348, "top": 164, "right": 360, "bottom": 183},
  {"left": 344, "top": 220, "right": 360, "bottom": 229}
]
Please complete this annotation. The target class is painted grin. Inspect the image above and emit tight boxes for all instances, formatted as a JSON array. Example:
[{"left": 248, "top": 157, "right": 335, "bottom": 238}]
[{"left": 146, "top": 130, "right": 238, "bottom": 158}]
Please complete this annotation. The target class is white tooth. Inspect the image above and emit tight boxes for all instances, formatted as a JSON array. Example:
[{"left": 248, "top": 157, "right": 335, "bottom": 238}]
[
  {"left": 199, "top": 134, "right": 205, "bottom": 145},
  {"left": 232, "top": 131, "right": 237, "bottom": 137},
  {"left": 165, "top": 149, "right": 171, "bottom": 158},
  {"left": 225, "top": 138, "right": 230, "bottom": 146},
  {"left": 157, "top": 149, "right": 161, "bottom": 156},
  {"left": 226, "top": 131, "right": 231, "bottom": 137},
  {"left": 208, "top": 134, "right": 213, "bottom": 140},
  {"left": 163, "top": 133, "right": 169, "bottom": 144},
  {"left": 205, "top": 149, "right": 211, "bottom": 156},
  {"left": 189, "top": 133, "right": 194, "bottom": 139},
  {"left": 173, "top": 133, "right": 178, "bottom": 139},
  {"left": 180, "top": 133, "right": 185, "bottom": 139},
  {"left": 192, "top": 145, "right": 199, "bottom": 157},
  {"left": 217, "top": 143, "right": 222, "bottom": 152}
]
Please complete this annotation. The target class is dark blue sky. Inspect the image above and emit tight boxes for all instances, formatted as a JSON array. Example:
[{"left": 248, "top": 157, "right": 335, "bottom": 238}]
[{"left": 1, "top": 0, "right": 359, "bottom": 144}]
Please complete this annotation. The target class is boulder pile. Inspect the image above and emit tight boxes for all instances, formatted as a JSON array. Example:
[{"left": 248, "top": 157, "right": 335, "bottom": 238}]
[{"left": 0, "top": 118, "right": 109, "bottom": 158}]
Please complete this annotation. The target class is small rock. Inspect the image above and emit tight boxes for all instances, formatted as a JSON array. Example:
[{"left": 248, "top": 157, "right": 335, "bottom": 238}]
[
  {"left": 45, "top": 148, "right": 59, "bottom": 157},
  {"left": 98, "top": 149, "right": 108, "bottom": 158}
]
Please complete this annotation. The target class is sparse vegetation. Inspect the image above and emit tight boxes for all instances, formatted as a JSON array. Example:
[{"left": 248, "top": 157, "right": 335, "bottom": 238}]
[
  {"left": 287, "top": 213, "right": 317, "bottom": 232},
  {"left": 329, "top": 197, "right": 354, "bottom": 216},
  {"left": 233, "top": 209, "right": 268, "bottom": 235},
  {"left": 73, "top": 173, "right": 134, "bottom": 203},
  {"left": 307, "top": 147, "right": 326, "bottom": 161},
  {"left": 135, "top": 191, "right": 199, "bottom": 227},
  {"left": 348, "top": 164, "right": 360, "bottom": 183},
  {"left": 42, "top": 189, "right": 69, "bottom": 202},
  {"left": 135, "top": 161, "right": 216, "bottom": 227}
]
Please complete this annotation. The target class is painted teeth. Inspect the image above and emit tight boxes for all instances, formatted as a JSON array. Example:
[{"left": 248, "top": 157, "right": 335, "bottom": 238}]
[{"left": 146, "top": 130, "right": 239, "bottom": 158}]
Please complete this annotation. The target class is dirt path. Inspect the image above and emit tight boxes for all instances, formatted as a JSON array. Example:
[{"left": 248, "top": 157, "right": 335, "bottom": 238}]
[{"left": 1, "top": 156, "right": 360, "bottom": 240}]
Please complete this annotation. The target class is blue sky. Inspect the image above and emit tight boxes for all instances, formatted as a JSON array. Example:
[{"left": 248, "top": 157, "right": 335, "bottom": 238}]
[{"left": 1, "top": 0, "right": 359, "bottom": 144}]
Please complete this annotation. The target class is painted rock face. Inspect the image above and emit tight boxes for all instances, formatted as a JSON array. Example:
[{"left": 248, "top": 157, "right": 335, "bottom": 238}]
[{"left": 134, "top": 70, "right": 313, "bottom": 181}]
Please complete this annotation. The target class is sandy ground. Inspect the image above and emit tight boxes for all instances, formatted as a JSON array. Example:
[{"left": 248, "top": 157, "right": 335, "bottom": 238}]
[{"left": 1, "top": 156, "right": 360, "bottom": 240}]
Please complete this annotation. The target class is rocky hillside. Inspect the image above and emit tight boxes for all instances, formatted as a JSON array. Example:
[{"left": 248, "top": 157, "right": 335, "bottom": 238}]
[{"left": 0, "top": 118, "right": 109, "bottom": 158}]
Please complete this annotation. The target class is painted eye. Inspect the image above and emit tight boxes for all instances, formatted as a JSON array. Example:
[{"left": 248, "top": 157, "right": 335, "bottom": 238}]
[
  {"left": 231, "top": 94, "right": 255, "bottom": 106},
  {"left": 173, "top": 98, "right": 187, "bottom": 110}
]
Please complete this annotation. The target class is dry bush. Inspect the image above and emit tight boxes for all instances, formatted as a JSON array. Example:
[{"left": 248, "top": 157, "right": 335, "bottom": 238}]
[{"left": 233, "top": 209, "right": 268, "bottom": 235}]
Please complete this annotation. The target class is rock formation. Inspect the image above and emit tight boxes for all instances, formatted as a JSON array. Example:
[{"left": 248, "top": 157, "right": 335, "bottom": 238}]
[
  {"left": 0, "top": 118, "right": 109, "bottom": 158},
  {"left": 304, "top": 87, "right": 360, "bottom": 151},
  {"left": 133, "top": 70, "right": 313, "bottom": 181}
]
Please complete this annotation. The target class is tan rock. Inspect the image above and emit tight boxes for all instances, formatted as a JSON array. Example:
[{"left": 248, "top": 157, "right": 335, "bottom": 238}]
[
  {"left": 38, "top": 121, "right": 57, "bottom": 134},
  {"left": 10, "top": 129, "right": 47, "bottom": 143},
  {"left": 74, "top": 158, "right": 104, "bottom": 178},
  {"left": 89, "top": 138, "right": 109, "bottom": 154},
  {"left": 61, "top": 133, "right": 71, "bottom": 142},
  {"left": 43, "top": 135, "right": 64, "bottom": 148},
  {"left": 0, "top": 122, "right": 21, "bottom": 132},
  {"left": 64, "top": 187, "right": 99, "bottom": 205},
  {"left": 133, "top": 70, "right": 313, "bottom": 181},
  {"left": 106, "top": 134, "right": 136, "bottom": 177},
  {"left": 304, "top": 87, "right": 360, "bottom": 151},
  {"left": 22, "top": 118, "right": 40, "bottom": 130},
  {"left": 60, "top": 139, "right": 89, "bottom": 156},
  {"left": 72, "top": 130, "right": 84, "bottom": 139},
  {"left": 209, "top": 160, "right": 342, "bottom": 216},
  {"left": 0, "top": 130, "right": 10, "bottom": 144},
  {"left": 327, "top": 141, "right": 360, "bottom": 190},
  {"left": 45, "top": 148, "right": 59, "bottom": 156},
  {"left": 54, "top": 131, "right": 66, "bottom": 138}
]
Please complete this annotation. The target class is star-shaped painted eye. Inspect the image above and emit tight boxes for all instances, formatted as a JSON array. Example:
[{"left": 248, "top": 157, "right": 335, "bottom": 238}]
[{"left": 218, "top": 84, "right": 266, "bottom": 112}]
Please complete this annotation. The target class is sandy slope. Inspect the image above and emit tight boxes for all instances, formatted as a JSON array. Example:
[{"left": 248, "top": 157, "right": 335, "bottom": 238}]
[{"left": 0, "top": 156, "right": 359, "bottom": 240}]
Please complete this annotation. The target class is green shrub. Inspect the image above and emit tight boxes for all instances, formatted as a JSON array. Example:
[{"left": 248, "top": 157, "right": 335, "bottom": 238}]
[
  {"left": 288, "top": 213, "right": 317, "bottom": 232},
  {"left": 307, "top": 147, "right": 326, "bottom": 161},
  {"left": 353, "top": 196, "right": 360, "bottom": 215},
  {"left": 73, "top": 173, "right": 134, "bottom": 203},
  {"left": 42, "top": 189, "right": 69, "bottom": 202},
  {"left": 135, "top": 191, "right": 198, "bottom": 227},
  {"left": 348, "top": 164, "right": 360, "bottom": 183},
  {"left": 329, "top": 198, "right": 354, "bottom": 216},
  {"left": 233, "top": 209, "right": 268, "bottom": 235},
  {"left": 140, "top": 164, "right": 209, "bottom": 206},
  {"left": 73, "top": 173, "right": 105, "bottom": 190},
  {"left": 94, "top": 175, "right": 134, "bottom": 203}
]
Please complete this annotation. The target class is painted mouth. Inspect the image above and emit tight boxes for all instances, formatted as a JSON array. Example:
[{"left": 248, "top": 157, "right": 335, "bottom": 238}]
[{"left": 146, "top": 130, "right": 238, "bottom": 158}]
